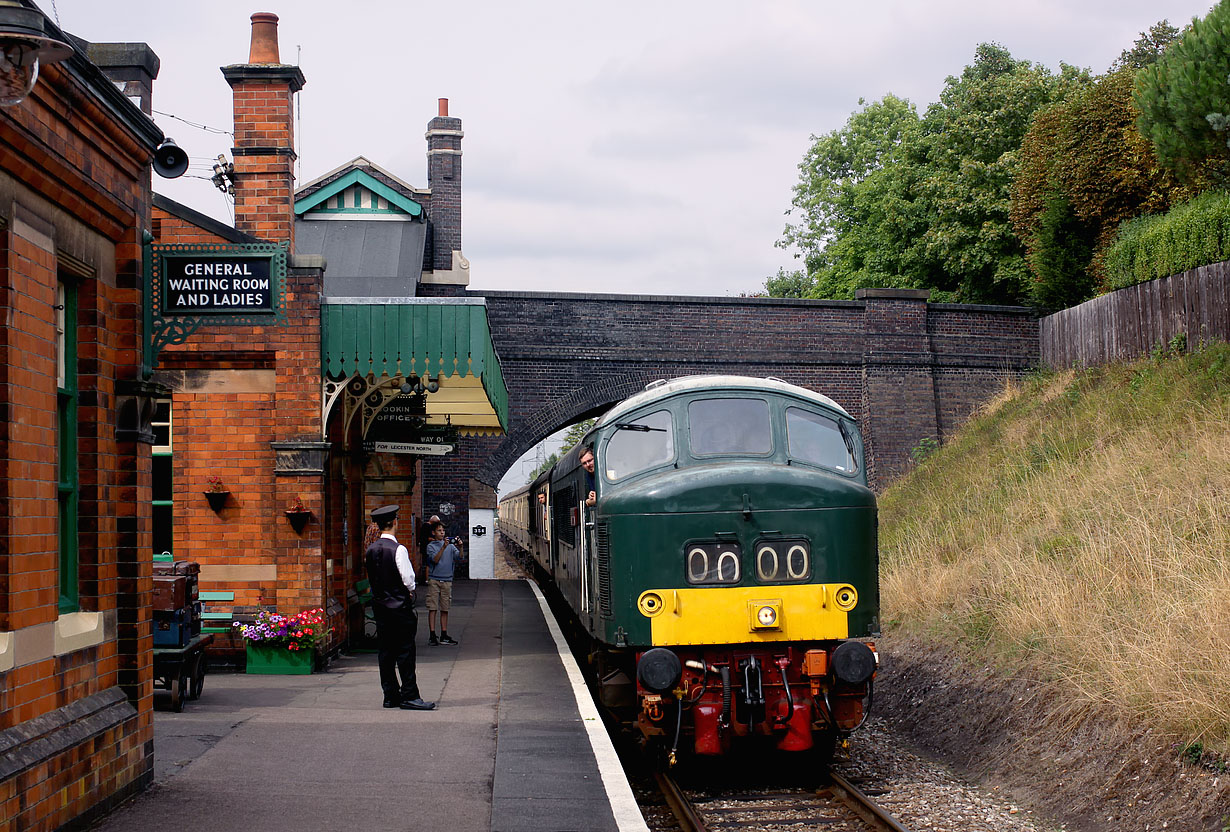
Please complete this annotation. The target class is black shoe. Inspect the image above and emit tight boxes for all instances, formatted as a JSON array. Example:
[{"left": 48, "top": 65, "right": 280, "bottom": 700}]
[
  {"left": 400, "top": 698, "right": 437, "bottom": 710},
  {"left": 382, "top": 699, "right": 400, "bottom": 709},
  {"left": 439, "top": 634, "right": 458, "bottom": 645},
  {"left": 427, "top": 633, "right": 439, "bottom": 646}
]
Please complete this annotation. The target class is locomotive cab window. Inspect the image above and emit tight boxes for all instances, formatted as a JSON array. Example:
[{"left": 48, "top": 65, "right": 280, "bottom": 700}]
[
  {"left": 786, "top": 407, "right": 857, "bottom": 474},
  {"left": 604, "top": 409, "right": 674, "bottom": 481},
  {"left": 689, "top": 397, "right": 771, "bottom": 456}
]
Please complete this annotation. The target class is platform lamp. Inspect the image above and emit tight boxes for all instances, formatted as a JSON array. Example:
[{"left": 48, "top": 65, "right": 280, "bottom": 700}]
[{"left": 0, "top": 1, "right": 73, "bottom": 107}]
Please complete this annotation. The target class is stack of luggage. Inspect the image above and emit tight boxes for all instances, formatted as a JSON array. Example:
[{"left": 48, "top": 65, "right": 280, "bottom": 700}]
[{"left": 153, "top": 560, "right": 202, "bottom": 647}]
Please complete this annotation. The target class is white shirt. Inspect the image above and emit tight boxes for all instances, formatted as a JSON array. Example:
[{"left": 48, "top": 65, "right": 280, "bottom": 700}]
[{"left": 382, "top": 533, "right": 417, "bottom": 592}]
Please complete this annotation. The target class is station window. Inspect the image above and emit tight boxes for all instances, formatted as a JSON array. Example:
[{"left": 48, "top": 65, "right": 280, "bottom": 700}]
[
  {"left": 152, "top": 399, "right": 173, "bottom": 556},
  {"left": 56, "top": 278, "right": 79, "bottom": 613}
]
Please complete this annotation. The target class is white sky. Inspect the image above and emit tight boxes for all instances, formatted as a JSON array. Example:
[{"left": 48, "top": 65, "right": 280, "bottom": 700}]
[
  {"left": 47, "top": 0, "right": 1214, "bottom": 494},
  {"left": 52, "top": 0, "right": 1212, "bottom": 303}
]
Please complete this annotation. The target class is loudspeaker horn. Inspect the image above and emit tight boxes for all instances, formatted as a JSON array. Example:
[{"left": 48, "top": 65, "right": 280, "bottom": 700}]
[{"left": 153, "top": 138, "right": 189, "bottom": 179}]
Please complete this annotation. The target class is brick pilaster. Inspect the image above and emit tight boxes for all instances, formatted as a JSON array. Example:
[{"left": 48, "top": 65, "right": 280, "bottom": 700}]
[{"left": 857, "top": 289, "right": 938, "bottom": 485}]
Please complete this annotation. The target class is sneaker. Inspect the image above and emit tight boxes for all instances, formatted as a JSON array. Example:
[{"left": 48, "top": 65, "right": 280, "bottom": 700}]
[
  {"left": 427, "top": 633, "right": 439, "bottom": 647},
  {"left": 439, "top": 634, "right": 458, "bottom": 646}
]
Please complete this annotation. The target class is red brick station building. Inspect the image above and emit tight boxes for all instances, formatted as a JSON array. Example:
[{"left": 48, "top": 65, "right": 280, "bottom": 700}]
[{"left": 0, "top": 6, "right": 507, "bottom": 828}]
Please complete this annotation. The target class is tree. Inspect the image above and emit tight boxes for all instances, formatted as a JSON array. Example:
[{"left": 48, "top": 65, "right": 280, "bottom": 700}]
[
  {"left": 762, "top": 267, "right": 814, "bottom": 298},
  {"left": 908, "top": 44, "right": 1086, "bottom": 303},
  {"left": 1012, "top": 65, "right": 1187, "bottom": 304},
  {"left": 1135, "top": 1, "right": 1230, "bottom": 186},
  {"left": 776, "top": 45, "right": 1079, "bottom": 305},
  {"left": 1113, "top": 20, "right": 1182, "bottom": 71},
  {"left": 527, "top": 418, "right": 595, "bottom": 482}
]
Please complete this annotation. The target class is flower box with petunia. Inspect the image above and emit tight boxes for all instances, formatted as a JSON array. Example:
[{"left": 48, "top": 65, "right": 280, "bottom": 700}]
[{"left": 235, "top": 608, "right": 330, "bottom": 674}]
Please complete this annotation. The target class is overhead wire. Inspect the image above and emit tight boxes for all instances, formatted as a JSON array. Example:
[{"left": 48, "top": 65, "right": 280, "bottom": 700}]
[{"left": 152, "top": 109, "right": 233, "bottom": 137}]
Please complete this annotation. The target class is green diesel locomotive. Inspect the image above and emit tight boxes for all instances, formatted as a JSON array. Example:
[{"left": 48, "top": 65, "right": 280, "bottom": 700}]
[{"left": 499, "top": 375, "right": 879, "bottom": 761}]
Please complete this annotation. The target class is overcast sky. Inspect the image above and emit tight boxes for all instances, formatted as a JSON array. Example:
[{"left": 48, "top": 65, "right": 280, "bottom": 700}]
[
  {"left": 49, "top": 0, "right": 1214, "bottom": 494},
  {"left": 54, "top": 0, "right": 1213, "bottom": 302}
]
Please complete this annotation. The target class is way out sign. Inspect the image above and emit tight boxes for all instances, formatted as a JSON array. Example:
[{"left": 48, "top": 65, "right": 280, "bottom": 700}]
[{"left": 161, "top": 255, "right": 275, "bottom": 314}]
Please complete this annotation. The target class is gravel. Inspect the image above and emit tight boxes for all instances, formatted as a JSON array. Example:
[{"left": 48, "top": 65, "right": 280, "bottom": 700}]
[{"left": 837, "top": 718, "right": 1057, "bottom": 832}]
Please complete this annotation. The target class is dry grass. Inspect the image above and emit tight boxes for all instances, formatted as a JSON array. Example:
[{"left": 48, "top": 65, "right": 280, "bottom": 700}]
[{"left": 880, "top": 343, "right": 1230, "bottom": 751}]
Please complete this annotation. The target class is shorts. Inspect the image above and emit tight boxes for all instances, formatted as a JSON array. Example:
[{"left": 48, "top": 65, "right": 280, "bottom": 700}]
[{"left": 424, "top": 579, "right": 452, "bottom": 612}]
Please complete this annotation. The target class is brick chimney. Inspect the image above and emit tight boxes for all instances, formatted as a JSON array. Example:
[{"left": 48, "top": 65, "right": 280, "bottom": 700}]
[
  {"left": 221, "top": 12, "right": 305, "bottom": 246},
  {"left": 426, "top": 98, "right": 463, "bottom": 274},
  {"left": 85, "top": 42, "right": 160, "bottom": 116}
]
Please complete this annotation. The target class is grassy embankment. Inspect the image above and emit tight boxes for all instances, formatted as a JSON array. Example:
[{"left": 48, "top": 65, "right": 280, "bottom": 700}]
[{"left": 879, "top": 341, "right": 1230, "bottom": 752}]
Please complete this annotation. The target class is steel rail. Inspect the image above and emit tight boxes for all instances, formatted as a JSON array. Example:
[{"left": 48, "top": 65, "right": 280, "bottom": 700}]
[
  {"left": 654, "top": 772, "right": 708, "bottom": 832},
  {"left": 827, "top": 770, "right": 912, "bottom": 832}
]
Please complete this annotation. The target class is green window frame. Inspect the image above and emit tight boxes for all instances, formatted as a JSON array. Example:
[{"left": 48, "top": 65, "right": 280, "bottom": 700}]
[
  {"left": 57, "top": 278, "right": 79, "bottom": 613},
  {"left": 152, "top": 398, "right": 173, "bottom": 556}
]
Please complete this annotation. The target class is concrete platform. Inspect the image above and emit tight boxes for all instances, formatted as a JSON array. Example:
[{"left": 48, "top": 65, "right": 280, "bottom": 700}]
[{"left": 91, "top": 579, "right": 648, "bottom": 832}]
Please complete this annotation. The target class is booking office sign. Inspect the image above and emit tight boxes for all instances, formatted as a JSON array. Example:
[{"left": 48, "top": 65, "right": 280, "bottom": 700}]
[{"left": 142, "top": 242, "right": 287, "bottom": 376}]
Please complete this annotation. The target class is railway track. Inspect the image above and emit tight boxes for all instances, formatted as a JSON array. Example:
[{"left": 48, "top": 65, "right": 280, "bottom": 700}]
[{"left": 651, "top": 768, "right": 912, "bottom": 832}]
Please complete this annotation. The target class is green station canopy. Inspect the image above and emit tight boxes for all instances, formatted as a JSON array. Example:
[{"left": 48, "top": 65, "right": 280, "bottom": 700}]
[{"left": 323, "top": 298, "right": 508, "bottom": 434}]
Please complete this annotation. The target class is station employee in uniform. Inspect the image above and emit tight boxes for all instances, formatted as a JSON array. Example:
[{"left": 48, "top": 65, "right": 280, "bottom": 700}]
[{"left": 365, "top": 505, "right": 436, "bottom": 710}]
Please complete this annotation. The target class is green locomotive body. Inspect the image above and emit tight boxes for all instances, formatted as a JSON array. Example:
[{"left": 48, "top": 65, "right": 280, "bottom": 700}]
[{"left": 500, "top": 376, "right": 879, "bottom": 758}]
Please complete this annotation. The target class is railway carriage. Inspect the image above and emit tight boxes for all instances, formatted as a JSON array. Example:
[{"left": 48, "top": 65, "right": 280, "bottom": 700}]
[{"left": 499, "top": 375, "right": 879, "bottom": 762}]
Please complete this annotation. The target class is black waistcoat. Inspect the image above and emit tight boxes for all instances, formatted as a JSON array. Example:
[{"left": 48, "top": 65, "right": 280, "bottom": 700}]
[{"left": 365, "top": 536, "right": 411, "bottom": 610}]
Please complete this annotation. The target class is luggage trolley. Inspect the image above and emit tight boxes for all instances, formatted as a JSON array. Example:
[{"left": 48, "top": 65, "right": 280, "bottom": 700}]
[{"left": 153, "top": 633, "right": 214, "bottom": 711}]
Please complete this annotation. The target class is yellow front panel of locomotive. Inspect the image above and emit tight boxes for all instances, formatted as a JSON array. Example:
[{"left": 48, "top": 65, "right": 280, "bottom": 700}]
[{"left": 637, "top": 584, "right": 852, "bottom": 646}]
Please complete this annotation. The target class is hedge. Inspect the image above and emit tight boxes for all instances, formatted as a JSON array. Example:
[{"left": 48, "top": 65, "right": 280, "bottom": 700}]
[{"left": 1103, "top": 190, "right": 1230, "bottom": 289}]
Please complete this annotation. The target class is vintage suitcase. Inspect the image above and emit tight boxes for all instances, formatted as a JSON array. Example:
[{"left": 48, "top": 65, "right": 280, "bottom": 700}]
[
  {"left": 153, "top": 561, "right": 199, "bottom": 609},
  {"left": 153, "top": 575, "right": 188, "bottom": 610},
  {"left": 153, "top": 607, "right": 200, "bottom": 648}
]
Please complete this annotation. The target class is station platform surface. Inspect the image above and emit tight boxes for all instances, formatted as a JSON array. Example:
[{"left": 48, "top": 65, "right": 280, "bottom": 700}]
[{"left": 91, "top": 578, "right": 649, "bottom": 832}]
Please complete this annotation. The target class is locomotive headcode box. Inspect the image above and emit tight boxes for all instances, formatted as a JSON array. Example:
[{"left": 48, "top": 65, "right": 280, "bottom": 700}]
[{"left": 161, "top": 255, "right": 275, "bottom": 315}]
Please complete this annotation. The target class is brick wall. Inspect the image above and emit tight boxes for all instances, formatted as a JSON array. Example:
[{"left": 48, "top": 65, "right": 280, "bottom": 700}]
[{"left": 0, "top": 45, "right": 162, "bottom": 829}]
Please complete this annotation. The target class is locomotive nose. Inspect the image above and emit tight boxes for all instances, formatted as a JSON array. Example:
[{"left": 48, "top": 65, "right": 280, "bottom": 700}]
[{"left": 636, "top": 647, "right": 682, "bottom": 693}]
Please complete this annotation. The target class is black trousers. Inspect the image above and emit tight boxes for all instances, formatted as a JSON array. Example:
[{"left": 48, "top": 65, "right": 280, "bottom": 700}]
[{"left": 372, "top": 603, "right": 420, "bottom": 701}]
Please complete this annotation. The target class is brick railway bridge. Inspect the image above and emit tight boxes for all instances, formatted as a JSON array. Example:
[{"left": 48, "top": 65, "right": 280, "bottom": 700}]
[{"left": 418, "top": 287, "right": 1040, "bottom": 514}]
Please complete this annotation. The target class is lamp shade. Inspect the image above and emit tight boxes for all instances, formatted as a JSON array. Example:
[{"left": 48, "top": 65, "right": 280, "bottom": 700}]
[{"left": 0, "top": 2, "right": 74, "bottom": 107}]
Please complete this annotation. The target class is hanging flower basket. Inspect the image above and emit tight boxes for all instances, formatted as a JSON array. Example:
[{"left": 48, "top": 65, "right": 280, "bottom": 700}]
[
  {"left": 285, "top": 496, "right": 311, "bottom": 532},
  {"left": 285, "top": 509, "right": 312, "bottom": 532},
  {"left": 204, "top": 490, "right": 229, "bottom": 512}
]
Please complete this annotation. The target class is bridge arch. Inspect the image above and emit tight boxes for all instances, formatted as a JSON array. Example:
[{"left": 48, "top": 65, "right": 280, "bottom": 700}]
[{"left": 476, "top": 370, "right": 659, "bottom": 486}]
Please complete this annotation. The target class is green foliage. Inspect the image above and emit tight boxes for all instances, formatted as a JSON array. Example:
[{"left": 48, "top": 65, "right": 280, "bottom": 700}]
[
  {"left": 1027, "top": 193, "right": 1096, "bottom": 308},
  {"left": 1135, "top": 1, "right": 1230, "bottom": 186},
  {"left": 527, "top": 418, "right": 596, "bottom": 482},
  {"left": 1102, "top": 189, "right": 1230, "bottom": 288},
  {"left": 910, "top": 436, "right": 940, "bottom": 465},
  {"left": 1012, "top": 64, "right": 1187, "bottom": 305},
  {"left": 762, "top": 267, "right": 814, "bottom": 298},
  {"left": 1113, "top": 20, "right": 1183, "bottom": 71},
  {"left": 778, "top": 44, "right": 1079, "bottom": 304},
  {"left": 776, "top": 94, "right": 922, "bottom": 299}
]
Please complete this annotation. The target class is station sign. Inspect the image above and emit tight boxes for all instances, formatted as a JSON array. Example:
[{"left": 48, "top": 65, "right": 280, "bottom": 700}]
[
  {"left": 367, "top": 441, "right": 455, "bottom": 456},
  {"left": 160, "top": 254, "right": 276, "bottom": 315}
]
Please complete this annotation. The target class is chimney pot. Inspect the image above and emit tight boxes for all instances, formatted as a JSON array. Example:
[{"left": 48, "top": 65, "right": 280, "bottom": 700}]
[
  {"left": 248, "top": 12, "right": 281, "bottom": 64},
  {"left": 438, "top": 98, "right": 448, "bottom": 117}
]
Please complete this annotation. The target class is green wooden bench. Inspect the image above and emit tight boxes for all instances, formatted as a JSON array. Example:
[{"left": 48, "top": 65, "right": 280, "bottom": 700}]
[{"left": 200, "top": 590, "right": 235, "bottom": 633}]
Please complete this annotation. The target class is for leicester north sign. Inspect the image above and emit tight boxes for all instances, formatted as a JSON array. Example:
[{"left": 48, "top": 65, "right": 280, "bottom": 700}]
[{"left": 161, "top": 255, "right": 275, "bottom": 315}]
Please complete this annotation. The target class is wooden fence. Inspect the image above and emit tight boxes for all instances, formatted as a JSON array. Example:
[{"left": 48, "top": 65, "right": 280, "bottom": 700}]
[{"left": 1041, "top": 261, "right": 1230, "bottom": 368}]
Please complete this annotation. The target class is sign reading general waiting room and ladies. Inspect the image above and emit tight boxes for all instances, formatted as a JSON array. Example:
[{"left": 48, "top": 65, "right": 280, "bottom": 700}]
[
  {"left": 144, "top": 243, "right": 287, "bottom": 375},
  {"left": 161, "top": 255, "right": 274, "bottom": 313}
]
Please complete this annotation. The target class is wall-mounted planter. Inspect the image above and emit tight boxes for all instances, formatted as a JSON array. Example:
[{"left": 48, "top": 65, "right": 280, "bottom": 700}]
[
  {"left": 285, "top": 509, "right": 312, "bottom": 533},
  {"left": 204, "top": 491, "right": 229, "bottom": 512}
]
